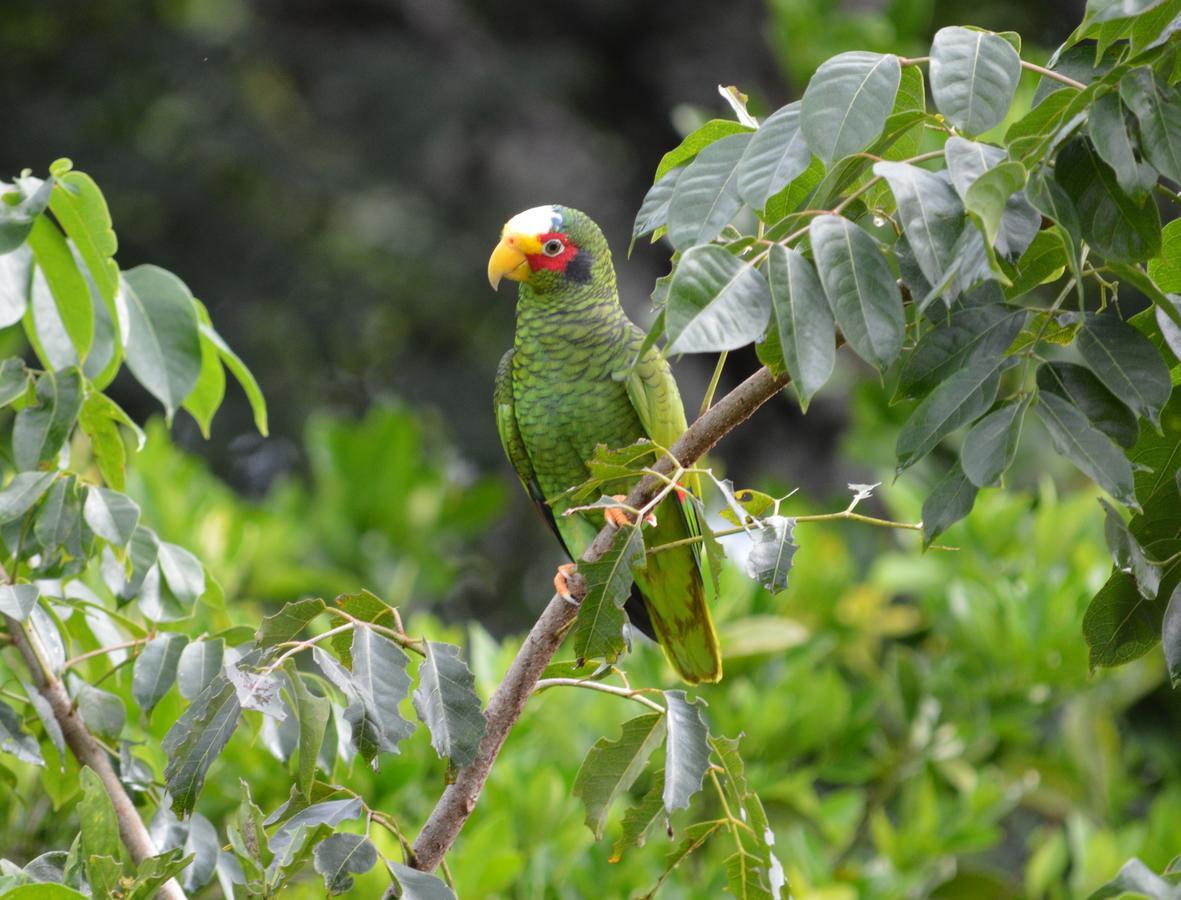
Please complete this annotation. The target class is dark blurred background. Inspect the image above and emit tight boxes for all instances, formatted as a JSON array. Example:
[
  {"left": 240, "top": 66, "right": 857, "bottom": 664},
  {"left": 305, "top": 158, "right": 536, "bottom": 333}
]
[{"left": 1, "top": 0, "right": 1085, "bottom": 627}]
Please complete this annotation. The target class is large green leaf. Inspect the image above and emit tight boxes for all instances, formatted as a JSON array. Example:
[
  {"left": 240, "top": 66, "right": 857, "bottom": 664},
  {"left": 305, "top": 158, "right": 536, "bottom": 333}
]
[
  {"left": 1055, "top": 138, "right": 1161, "bottom": 263},
  {"left": 1086, "top": 0, "right": 1171, "bottom": 23},
  {"left": 573, "top": 524, "right": 645, "bottom": 664},
  {"left": 1088, "top": 91, "right": 1158, "bottom": 199},
  {"left": 163, "top": 674, "right": 242, "bottom": 815},
  {"left": 654, "top": 120, "right": 752, "bottom": 182},
  {"left": 48, "top": 171, "right": 119, "bottom": 311},
  {"left": 284, "top": 667, "right": 330, "bottom": 799},
  {"left": 1121, "top": 67, "right": 1181, "bottom": 184},
  {"left": 929, "top": 27, "right": 1021, "bottom": 134},
  {"left": 1004, "top": 230, "right": 1068, "bottom": 297},
  {"left": 1037, "top": 361, "right": 1140, "bottom": 448},
  {"left": 1076, "top": 312, "right": 1172, "bottom": 428},
  {"left": 177, "top": 638, "right": 224, "bottom": 701},
  {"left": 1036, "top": 391, "right": 1137, "bottom": 507},
  {"left": 182, "top": 301, "right": 226, "bottom": 438},
  {"left": 662, "top": 691, "right": 709, "bottom": 814},
  {"left": 26, "top": 217, "right": 93, "bottom": 362},
  {"left": 12, "top": 367, "right": 83, "bottom": 471},
  {"left": 344, "top": 624, "right": 414, "bottom": 765},
  {"left": 664, "top": 244, "right": 771, "bottom": 355},
  {"left": 412, "top": 639, "right": 487, "bottom": 769},
  {"left": 0, "top": 471, "right": 57, "bottom": 523},
  {"left": 758, "top": 244, "right": 834, "bottom": 410},
  {"left": 199, "top": 321, "right": 268, "bottom": 436},
  {"left": 387, "top": 861, "right": 458, "bottom": 900},
  {"left": 809, "top": 214, "right": 905, "bottom": 371},
  {"left": 633, "top": 167, "right": 683, "bottom": 241},
  {"left": 572, "top": 712, "right": 666, "bottom": 839},
  {"left": 0, "top": 176, "right": 53, "bottom": 254},
  {"left": 0, "top": 245, "right": 32, "bottom": 328},
  {"left": 961, "top": 397, "right": 1030, "bottom": 487},
  {"left": 736, "top": 102, "right": 812, "bottom": 210},
  {"left": 922, "top": 462, "right": 980, "bottom": 546},
  {"left": 82, "top": 486, "right": 140, "bottom": 546},
  {"left": 873, "top": 161, "right": 966, "bottom": 294},
  {"left": 132, "top": 632, "right": 189, "bottom": 714},
  {"left": 312, "top": 833, "right": 377, "bottom": 895},
  {"left": 800, "top": 52, "right": 901, "bottom": 163},
  {"left": 1005, "top": 88, "right": 1076, "bottom": 158},
  {"left": 896, "top": 356, "right": 1011, "bottom": 472},
  {"left": 0, "top": 583, "right": 40, "bottom": 621},
  {"left": 667, "top": 133, "right": 752, "bottom": 250},
  {"left": 120, "top": 265, "right": 203, "bottom": 421},
  {"left": 1149, "top": 220, "right": 1181, "bottom": 293}
]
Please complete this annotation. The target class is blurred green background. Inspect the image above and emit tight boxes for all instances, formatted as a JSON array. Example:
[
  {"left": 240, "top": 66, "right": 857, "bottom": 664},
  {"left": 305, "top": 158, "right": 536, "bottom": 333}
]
[{"left": 8, "top": 0, "right": 1181, "bottom": 897}]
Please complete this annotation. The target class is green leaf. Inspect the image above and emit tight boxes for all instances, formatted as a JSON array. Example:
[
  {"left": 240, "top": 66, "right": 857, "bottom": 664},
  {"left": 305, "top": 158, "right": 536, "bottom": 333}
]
[
  {"left": 609, "top": 771, "right": 666, "bottom": 862},
  {"left": 13, "top": 367, "right": 83, "bottom": 471},
  {"left": 78, "top": 393, "right": 129, "bottom": 491},
  {"left": 34, "top": 475, "right": 84, "bottom": 557},
  {"left": 0, "top": 358, "right": 30, "bottom": 409},
  {"left": 132, "top": 632, "right": 189, "bottom": 714},
  {"left": 1026, "top": 170, "right": 1084, "bottom": 297},
  {"left": 0, "top": 176, "right": 53, "bottom": 253},
  {"left": 1088, "top": 91, "right": 1159, "bottom": 198},
  {"left": 74, "top": 681, "right": 125, "bottom": 740},
  {"left": 1, "top": 887, "right": 87, "bottom": 900},
  {"left": 1037, "top": 361, "right": 1140, "bottom": 448},
  {"left": 744, "top": 515, "right": 797, "bottom": 594},
  {"left": 387, "top": 861, "right": 458, "bottom": 900},
  {"left": 1005, "top": 88, "right": 1076, "bottom": 158},
  {"left": 120, "top": 265, "right": 203, "bottom": 421},
  {"left": 873, "top": 161, "right": 966, "bottom": 294},
  {"left": 1076, "top": 312, "right": 1172, "bottom": 427},
  {"left": 78, "top": 767, "right": 125, "bottom": 867},
  {"left": 0, "top": 471, "right": 57, "bottom": 523},
  {"left": 26, "top": 217, "right": 94, "bottom": 362},
  {"left": 1101, "top": 498, "right": 1162, "bottom": 599},
  {"left": 1055, "top": 138, "right": 1161, "bottom": 263},
  {"left": 800, "top": 51, "right": 901, "bottom": 163},
  {"left": 896, "top": 356, "right": 1011, "bottom": 471},
  {"left": 922, "top": 462, "right": 979, "bottom": 547},
  {"left": 572, "top": 712, "right": 666, "bottom": 839},
  {"left": 664, "top": 244, "right": 771, "bottom": 356},
  {"left": 1086, "top": 0, "right": 1171, "bottom": 23},
  {"left": 573, "top": 524, "right": 645, "bottom": 664},
  {"left": 736, "top": 102, "right": 812, "bottom": 210},
  {"left": 1036, "top": 391, "right": 1137, "bottom": 507},
  {"left": 809, "top": 214, "right": 905, "bottom": 371},
  {"left": 633, "top": 167, "right": 683, "bottom": 241},
  {"left": 1164, "top": 583, "right": 1181, "bottom": 686},
  {"left": 961, "top": 397, "right": 1030, "bottom": 487},
  {"left": 177, "top": 638, "right": 224, "bottom": 700},
  {"left": 0, "top": 699, "right": 43, "bottom": 765},
  {"left": 344, "top": 623, "right": 414, "bottom": 765},
  {"left": 412, "top": 639, "right": 487, "bottom": 769},
  {"left": 725, "top": 850, "right": 776, "bottom": 900},
  {"left": 0, "top": 583, "right": 39, "bottom": 621},
  {"left": 654, "top": 120, "right": 753, "bottom": 182},
  {"left": 162, "top": 673, "right": 242, "bottom": 816},
  {"left": 964, "top": 162, "right": 1029, "bottom": 249},
  {"left": 1087, "top": 857, "right": 1177, "bottom": 899},
  {"left": 83, "top": 486, "right": 140, "bottom": 546},
  {"left": 667, "top": 132, "right": 752, "bottom": 250},
  {"left": 1150, "top": 220, "right": 1181, "bottom": 293},
  {"left": 256, "top": 598, "right": 326, "bottom": 648},
  {"left": 759, "top": 244, "right": 834, "bottom": 410},
  {"left": 199, "top": 322, "right": 268, "bottom": 436},
  {"left": 945, "top": 137, "right": 1040, "bottom": 259},
  {"left": 312, "top": 833, "right": 376, "bottom": 895},
  {"left": 47, "top": 171, "right": 119, "bottom": 313},
  {"left": 1005, "top": 230, "right": 1068, "bottom": 297},
  {"left": 662, "top": 690, "right": 709, "bottom": 814},
  {"left": 182, "top": 303, "right": 227, "bottom": 438},
  {"left": 157, "top": 540, "right": 206, "bottom": 605},
  {"left": 284, "top": 667, "right": 330, "bottom": 799},
  {"left": 1121, "top": 67, "right": 1181, "bottom": 184},
  {"left": 929, "top": 27, "right": 1021, "bottom": 134}
]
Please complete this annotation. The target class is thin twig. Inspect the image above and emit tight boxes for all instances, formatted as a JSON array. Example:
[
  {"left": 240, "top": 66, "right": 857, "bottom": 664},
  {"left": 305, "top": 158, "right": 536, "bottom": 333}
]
[
  {"left": 1020, "top": 60, "right": 1087, "bottom": 90},
  {"left": 533, "top": 677, "right": 666, "bottom": 713},
  {"left": 62, "top": 637, "right": 151, "bottom": 671},
  {"left": 700, "top": 351, "right": 728, "bottom": 417}
]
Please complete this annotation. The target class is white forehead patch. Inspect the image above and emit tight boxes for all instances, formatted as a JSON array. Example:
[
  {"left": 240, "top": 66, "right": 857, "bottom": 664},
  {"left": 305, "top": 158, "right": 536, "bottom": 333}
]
[{"left": 504, "top": 205, "right": 563, "bottom": 237}]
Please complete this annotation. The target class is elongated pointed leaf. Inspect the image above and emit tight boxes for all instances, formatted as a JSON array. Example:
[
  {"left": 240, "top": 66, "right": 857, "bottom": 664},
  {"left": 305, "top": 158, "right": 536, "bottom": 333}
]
[
  {"left": 26, "top": 217, "right": 93, "bottom": 362},
  {"left": 1037, "top": 361, "right": 1139, "bottom": 448},
  {"left": 413, "top": 639, "right": 487, "bottom": 768},
  {"left": 759, "top": 245, "right": 833, "bottom": 409},
  {"left": 1089, "top": 91, "right": 1158, "bottom": 199},
  {"left": 1037, "top": 391, "right": 1137, "bottom": 507},
  {"left": 163, "top": 673, "right": 242, "bottom": 815},
  {"left": 120, "top": 265, "right": 202, "bottom": 421},
  {"left": 344, "top": 623, "right": 414, "bottom": 765},
  {"left": 737, "top": 102, "right": 811, "bottom": 209},
  {"left": 662, "top": 691, "right": 709, "bottom": 814},
  {"left": 1121, "top": 67, "right": 1181, "bottom": 184},
  {"left": 874, "top": 161, "right": 966, "bottom": 293},
  {"left": 810, "top": 214, "right": 904, "bottom": 370},
  {"left": 82, "top": 486, "right": 140, "bottom": 546},
  {"left": 283, "top": 667, "right": 330, "bottom": 799},
  {"left": 132, "top": 632, "right": 188, "bottom": 714},
  {"left": 664, "top": 244, "right": 771, "bottom": 356},
  {"left": 945, "top": 137, "right": 1040, "bottom": 259},
  {"left": 0, "top": 471, "right": 56, "bottom": 523},
  {"left": 930, "top": 27, "right": 1021, "bottom": 134},
  {"left": 923, "top": 462, "right": 979, "bottom": 547},
  {"left": 1076, "top": 313, "right": 1172, "bottom": 428},
  {"left": 573, "top": 524, "right": 645, "bottom": 664},
  {"left": 1164, "top": 583, "right": 1181, "bottom": 686},
  {"left": 573, "top": 712, "right": 666, "bottom": 839},
  {"left": 199, "top": 322, "right": 268, "bottom": 436},
  {"left": 610, "top": 771, "right": 666, "bottom": 862},
  {"left": 1055, "top": 138, "right": 1161, "bottom": 263},
  {"left": 0, "top": 176, "right": 53, "bottom": 254},
  {"left": 667, "top": 133, "right": 751, "bottom": 250},
  {"left": 0, "top": 583, "right": 40, "bottom": 621},
  {"left": 256, "top": 598, "right": 326, "bottom": 648},
  {"left": 896, "top": 356, "right": 1011, "bottom": 471},
  {"left": 48, "top": 171, "right": 118, "bottom": 304},
  {"left": 961, "top": 398, "right": 1029, "bottom": 486},
  {"left": 801, "top": 52, "right": 901, "bottom": 163},
  {"left": 183, "top": 317, "right": 226, "bottom": 438},
  {"left": 964, "top": 162, "right": 1028, "bottom": 249},
  {"left": 74, "top": 681, "right": 125, "bottom": 740},
  {"left": 633, "top": 167, "right": 683, "bottom": 241},
  {"left": 13, "top": 367, "right": 83, "bottom": 471}
]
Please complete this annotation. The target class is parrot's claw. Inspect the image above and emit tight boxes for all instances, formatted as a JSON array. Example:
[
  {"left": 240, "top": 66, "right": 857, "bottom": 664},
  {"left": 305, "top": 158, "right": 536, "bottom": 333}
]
[
  {"left": 554, "top": 563, "right": 579, "bottom": 604},
  {"left": 605, "top": 495, "right": 657, "bottom": 529}
]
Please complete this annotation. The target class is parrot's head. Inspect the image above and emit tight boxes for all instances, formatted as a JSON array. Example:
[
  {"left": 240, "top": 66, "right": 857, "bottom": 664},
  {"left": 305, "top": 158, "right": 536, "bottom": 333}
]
[{"left": 487, "top": 205, "right": 612, "bottom": 296}]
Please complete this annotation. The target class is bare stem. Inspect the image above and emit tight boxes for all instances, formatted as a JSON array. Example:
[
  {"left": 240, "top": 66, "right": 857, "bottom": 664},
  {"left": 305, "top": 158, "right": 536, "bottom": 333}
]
[
  {"left": 533, "top": 677, "right": 666, "bottom": 713},
  {"left": 700, "top": 351, "right": 728, "bottom": 417},
  {"left": 1020, "top": 60, "right": 1087, "bottom": 90},
  {"left": 62, "top": 637, "right": 151, "bottom": 671}
]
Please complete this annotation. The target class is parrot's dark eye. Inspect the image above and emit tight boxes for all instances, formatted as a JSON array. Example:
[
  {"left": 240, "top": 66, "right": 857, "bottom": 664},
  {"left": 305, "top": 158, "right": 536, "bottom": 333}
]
[{"left": 542, "top": 239, "right": 564, "bottom": 257}]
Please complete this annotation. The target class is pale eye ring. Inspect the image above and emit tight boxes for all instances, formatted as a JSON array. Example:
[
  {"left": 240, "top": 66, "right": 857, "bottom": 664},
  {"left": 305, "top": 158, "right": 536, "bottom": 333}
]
[{"left": 542, "top": 238, "right": 564, "bottom": 257}]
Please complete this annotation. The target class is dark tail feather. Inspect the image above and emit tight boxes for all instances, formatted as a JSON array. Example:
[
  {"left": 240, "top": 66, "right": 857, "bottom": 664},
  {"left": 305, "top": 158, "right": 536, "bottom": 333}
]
[{"left": 624, "top": 584, "right": 657, "bottom": 641}]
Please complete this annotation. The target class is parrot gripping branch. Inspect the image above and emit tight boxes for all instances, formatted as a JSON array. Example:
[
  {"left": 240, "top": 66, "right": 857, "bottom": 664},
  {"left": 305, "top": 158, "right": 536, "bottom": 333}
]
[{"left": 402, "top": 363, "right": 791, "bottom": 878}]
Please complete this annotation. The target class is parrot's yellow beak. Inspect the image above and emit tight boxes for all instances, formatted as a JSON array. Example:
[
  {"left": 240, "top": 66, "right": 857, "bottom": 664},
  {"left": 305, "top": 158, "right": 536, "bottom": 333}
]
[{"left": 487, "top": 231, "right": 541, "bottom": 290}]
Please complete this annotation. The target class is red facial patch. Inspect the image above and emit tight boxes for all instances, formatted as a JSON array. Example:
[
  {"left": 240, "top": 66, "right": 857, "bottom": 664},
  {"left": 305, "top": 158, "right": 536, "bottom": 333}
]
[{"left": 525, "top": 231, "right": 580, "bottom": 274}]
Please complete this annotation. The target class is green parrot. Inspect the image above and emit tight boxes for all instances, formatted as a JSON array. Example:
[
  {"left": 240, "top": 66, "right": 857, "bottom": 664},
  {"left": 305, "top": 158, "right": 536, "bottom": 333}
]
[{"left": 487, "top": 204, "right": 722, "bottom": 684}]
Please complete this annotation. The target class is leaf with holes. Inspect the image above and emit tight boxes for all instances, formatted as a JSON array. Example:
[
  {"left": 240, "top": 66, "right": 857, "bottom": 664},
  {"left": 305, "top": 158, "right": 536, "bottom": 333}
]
[
  {"left": 662, "top": 691, "right": 709, "bottom": 814},
  {"left": 573, "top": 712, "right": 666, "bottom": 840},
  {"left": 573, "top": 524, "right": 645, "bottom": 664},
  {"left": 413, "top": 639, "right": 487, "bottom": 768}
]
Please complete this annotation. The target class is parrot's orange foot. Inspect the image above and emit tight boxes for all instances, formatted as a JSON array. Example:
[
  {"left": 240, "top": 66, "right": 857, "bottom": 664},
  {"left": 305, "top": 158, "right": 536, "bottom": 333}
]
[
  {"left": 605, "top": 495, "right": 657, "bottom": 529},
  {"left": 554, "top": 562, "right": 579, "bottom": 604}
]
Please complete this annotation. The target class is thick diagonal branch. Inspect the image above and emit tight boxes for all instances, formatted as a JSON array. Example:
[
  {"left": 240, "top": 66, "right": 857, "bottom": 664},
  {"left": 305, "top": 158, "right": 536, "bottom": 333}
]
[
  {"left": 405, "top": 364, "right": 791, "bottom": 877},
  {"left": 4, "top": 613, "right": 187, "bottom": 900}
]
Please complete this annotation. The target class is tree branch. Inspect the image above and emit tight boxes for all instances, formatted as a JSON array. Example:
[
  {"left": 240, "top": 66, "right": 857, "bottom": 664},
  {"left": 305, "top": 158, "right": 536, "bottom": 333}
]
[
  {"left": 402, "top": 363, "right": 791, "bottom": 878},
  {"left": 3, "top": 613, "right": 187, "bottom": 900}
]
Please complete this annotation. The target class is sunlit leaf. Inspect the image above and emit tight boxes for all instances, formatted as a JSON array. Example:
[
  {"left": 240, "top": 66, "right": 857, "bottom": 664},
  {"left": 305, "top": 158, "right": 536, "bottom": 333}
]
[
  {"left": 662, "top": 691, "right": 709, "bottom": 814},
  {"left": 801, "top": 52, "right": 901, "bottom": 163},
  {"left": 736, "top": 102, "right": 811, "bottom": 210},
  {"left": 667, "top": 133, "right": 751, "bottom": 250},
  {"left": 930, "top": 27, "right": 1021, "bottom": 134}
]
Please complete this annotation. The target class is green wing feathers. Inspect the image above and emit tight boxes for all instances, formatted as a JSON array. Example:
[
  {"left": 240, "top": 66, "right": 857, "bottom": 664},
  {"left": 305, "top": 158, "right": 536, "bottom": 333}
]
[{"left": 627, "top": 348, "right": 722, "bottom": 684}]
